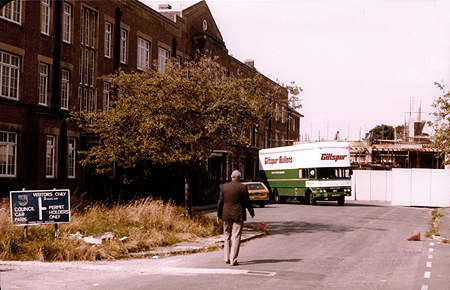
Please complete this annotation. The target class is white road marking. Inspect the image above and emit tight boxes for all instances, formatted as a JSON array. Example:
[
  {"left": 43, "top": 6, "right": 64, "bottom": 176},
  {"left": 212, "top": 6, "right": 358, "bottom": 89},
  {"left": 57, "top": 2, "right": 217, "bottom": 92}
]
[
  {"left": 158, "top": 267, "right": 276, "bottom": 276},
  {"left": 421, "top": 285, "right": 429, "bottom": 290},
  {"left": 428, "top": 255, "right": 433, "bottom": 259},
  {"left": 424, "top": 271, "right": 431, "bottom": 279},
  {"left": 429, "top": 242, "right": 434, "bottom": 246},
  {"left": 428, "top": 248, "right": 434, "bottom": 252},
  {"left": 426, "top": 262, "right": 432, "bottom": 268}
]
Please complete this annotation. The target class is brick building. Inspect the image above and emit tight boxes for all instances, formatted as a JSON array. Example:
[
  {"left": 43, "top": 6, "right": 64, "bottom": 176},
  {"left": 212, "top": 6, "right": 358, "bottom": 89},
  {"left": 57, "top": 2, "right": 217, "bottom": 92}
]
[{"left": 0, "top": 0, "right": 301, "bottom": 198}]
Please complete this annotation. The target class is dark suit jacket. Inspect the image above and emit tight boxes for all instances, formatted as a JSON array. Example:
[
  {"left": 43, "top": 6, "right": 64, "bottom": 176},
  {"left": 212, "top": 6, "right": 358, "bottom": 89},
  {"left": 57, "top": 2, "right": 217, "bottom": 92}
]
[{"left": 217, "top": 180, "right": 255, "bottom": 223}]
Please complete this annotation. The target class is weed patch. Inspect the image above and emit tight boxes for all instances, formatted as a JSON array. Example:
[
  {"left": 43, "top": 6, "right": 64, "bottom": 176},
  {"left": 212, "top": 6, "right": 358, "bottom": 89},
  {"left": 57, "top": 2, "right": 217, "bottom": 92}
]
[{"left": 0, "top": 198, "right": 220, "bottom": 261}]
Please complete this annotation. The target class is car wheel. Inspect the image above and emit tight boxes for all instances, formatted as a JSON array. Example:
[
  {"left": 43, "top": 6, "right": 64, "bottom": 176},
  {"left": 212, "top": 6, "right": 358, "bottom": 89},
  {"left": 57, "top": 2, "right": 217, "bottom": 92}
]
[
  {"left": 259, "top": 202, "right": 265, "bottom": 208},
  {"left": 337, "top": 196, "right": 345, "bottom": 206}
]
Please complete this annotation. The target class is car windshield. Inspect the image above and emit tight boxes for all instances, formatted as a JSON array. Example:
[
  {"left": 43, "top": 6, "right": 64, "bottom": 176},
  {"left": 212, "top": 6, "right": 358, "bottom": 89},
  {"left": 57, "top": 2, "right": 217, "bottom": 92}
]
[
  {"left": 317, "top": 168, "right": 351, "bottom": 179},
  {"left": 246, "top": 183, "right": 266, "bottom": 190}
]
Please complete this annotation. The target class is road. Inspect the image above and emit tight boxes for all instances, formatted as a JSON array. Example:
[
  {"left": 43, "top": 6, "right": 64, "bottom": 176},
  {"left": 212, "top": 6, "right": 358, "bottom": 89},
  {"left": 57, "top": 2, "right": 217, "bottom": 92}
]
[{"left": 1, "top": 201, "right": 449, "bottom": 290}]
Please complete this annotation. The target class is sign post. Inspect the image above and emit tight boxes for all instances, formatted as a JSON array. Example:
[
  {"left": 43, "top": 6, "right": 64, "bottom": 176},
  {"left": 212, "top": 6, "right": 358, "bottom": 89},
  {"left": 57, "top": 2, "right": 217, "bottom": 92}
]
[{"left": 10, "top": 189, "right": 71, "bottom": 239}]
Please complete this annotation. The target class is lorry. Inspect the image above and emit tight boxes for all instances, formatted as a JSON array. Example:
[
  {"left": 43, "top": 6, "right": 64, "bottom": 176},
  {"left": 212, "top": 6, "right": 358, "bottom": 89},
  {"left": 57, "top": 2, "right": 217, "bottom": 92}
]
[{"left": 259, "top": 142, "right": 352, "bottom": 205}]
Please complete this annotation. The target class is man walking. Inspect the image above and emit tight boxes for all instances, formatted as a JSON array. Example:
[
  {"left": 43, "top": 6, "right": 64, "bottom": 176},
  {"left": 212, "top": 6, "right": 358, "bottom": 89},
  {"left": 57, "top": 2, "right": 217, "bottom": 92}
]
[{"left": 217, "top": 170, "right": 255, "bottom": 266}]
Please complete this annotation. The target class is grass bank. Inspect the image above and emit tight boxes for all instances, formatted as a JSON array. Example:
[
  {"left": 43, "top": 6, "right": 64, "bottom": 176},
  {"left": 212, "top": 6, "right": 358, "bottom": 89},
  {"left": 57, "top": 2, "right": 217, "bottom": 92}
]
[{"left": 0, "top": 197, "right": 220, "bottom": 261}]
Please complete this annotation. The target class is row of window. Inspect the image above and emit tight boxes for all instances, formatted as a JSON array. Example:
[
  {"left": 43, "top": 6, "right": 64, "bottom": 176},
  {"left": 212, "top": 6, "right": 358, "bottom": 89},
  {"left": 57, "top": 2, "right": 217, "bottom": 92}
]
[
  {"left": 0, "top": 131, "right": 77, "bottom": 178},
  {"left": 1, "top": 0, "right": 72, "bottom": 43}
]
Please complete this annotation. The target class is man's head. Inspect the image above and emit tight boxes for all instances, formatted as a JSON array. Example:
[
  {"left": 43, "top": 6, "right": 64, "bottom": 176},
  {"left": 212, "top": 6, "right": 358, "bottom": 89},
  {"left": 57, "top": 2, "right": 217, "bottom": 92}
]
[{"left": 231, "top": 170, "right": 241, "bottom": 181}]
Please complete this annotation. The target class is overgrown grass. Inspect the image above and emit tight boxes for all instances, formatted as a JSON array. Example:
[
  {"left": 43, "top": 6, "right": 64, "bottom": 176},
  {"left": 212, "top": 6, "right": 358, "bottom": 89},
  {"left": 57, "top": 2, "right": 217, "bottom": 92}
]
[{"left": 0, "top": 197, "right": 220, "bottom": 261}]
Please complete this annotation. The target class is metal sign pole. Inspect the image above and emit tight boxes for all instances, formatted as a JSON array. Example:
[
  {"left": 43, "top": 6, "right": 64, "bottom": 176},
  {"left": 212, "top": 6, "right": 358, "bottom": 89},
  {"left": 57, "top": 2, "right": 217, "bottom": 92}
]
[
  {"left": 54, "top": 224, "right": 59, "bottom": 238},
  {"left": 23, "top": 225, "right": 28, "bottom": 240}
]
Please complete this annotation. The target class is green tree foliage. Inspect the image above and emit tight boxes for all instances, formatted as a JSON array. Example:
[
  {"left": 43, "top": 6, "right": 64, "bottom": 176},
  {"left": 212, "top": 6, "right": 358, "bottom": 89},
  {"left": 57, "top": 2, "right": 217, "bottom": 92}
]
[
  {"left": 367, "top": 124, "right": 395, "bottom": 140},
  {"left": 429, "top": 82, "right": 450, "bottom": 164}
]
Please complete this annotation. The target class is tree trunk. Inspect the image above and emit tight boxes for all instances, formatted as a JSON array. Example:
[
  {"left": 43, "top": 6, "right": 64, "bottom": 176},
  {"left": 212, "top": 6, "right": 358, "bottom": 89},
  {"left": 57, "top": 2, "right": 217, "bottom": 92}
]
[{"left": 184, "top": 172, "right": 192, "bottom": 217}]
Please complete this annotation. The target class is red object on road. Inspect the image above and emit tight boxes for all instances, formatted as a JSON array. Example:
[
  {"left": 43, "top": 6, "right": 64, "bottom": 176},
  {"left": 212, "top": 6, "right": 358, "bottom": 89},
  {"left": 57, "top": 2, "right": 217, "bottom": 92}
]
[
  {"left": 258, "top": 221, "right": 268, "bottom": 231},
  {"left": 407, "top": 230, "right": 421, "bottom": 241}
]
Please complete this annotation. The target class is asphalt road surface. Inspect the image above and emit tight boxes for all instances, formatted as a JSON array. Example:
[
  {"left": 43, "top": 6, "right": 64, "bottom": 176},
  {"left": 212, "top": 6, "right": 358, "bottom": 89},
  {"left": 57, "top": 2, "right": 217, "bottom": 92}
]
[{"left": 1, "top": 201, "right": 449, "bottom": 290}]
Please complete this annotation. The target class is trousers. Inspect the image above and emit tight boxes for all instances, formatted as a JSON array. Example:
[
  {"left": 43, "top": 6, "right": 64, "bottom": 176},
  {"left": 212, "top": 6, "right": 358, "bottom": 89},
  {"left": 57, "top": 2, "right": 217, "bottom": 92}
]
[{"left": 223, "top": 220, "right": 243, "bottom": 265}]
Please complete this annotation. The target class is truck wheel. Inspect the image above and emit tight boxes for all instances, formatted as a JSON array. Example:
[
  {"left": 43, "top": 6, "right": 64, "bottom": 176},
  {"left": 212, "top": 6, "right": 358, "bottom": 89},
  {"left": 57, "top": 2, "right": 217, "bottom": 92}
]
[
  {"left": 273, "top": 189, "right": 280, "bottom": 204},
  {"left": 259, "top": 202, "right": 265, "bottom": 208},
  {"left": 305, "top": 190, "right": 316, "bottom": 205},
  {"left": 338, "top": 197, "right": 345, "bottom": 206}
]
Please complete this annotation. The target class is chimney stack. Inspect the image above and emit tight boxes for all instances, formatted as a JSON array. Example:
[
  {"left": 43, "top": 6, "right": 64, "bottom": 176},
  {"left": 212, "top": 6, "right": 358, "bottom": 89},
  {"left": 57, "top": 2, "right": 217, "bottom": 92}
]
[
  {"left": 244, "top": 59, "right": 254, "bottom": 68},
  {"left": 158, "top": 4, "right": 172, "bottom": 10}
]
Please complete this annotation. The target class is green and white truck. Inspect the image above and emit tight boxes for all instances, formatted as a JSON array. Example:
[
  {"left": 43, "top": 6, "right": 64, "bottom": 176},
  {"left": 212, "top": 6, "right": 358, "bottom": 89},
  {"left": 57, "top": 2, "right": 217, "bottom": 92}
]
[{"left": 259, "top": 142, "right": 352, "bottom": 205}]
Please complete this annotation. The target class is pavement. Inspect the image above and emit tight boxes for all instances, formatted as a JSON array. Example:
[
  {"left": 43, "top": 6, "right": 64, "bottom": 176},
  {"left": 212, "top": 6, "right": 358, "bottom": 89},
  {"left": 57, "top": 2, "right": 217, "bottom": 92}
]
[{"left": 436, "top": 207, "right": 450, "bottom": 242}]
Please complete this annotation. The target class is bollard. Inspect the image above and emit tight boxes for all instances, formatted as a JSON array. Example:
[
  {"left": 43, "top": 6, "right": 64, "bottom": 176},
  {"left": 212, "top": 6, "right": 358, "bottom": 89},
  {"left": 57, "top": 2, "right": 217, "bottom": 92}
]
[
  {"left": 23, "top": 225, "right": 28, "bottom": 240},
  {"left": 54, "top": 223, "right": 59, "bottom": 238}
]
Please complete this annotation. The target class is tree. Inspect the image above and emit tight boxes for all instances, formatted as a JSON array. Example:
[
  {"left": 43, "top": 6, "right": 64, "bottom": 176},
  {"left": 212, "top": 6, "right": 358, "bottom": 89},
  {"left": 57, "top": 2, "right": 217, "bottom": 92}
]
[
  {"left": 74, "top": 55, "right": 298, "bottom": 214},
  {"left": 366, "top": 124, "right": 395, "bottom": 141},
  {"left": 429, "top": 82, "right": 450, "bottom": 165}
]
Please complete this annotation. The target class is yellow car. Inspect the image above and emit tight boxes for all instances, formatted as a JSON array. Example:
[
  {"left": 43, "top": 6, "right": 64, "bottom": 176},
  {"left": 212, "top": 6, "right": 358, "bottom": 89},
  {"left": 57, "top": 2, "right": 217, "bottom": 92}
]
[{"left": 242, "top": 182, "right": 270, "bottom": 208}]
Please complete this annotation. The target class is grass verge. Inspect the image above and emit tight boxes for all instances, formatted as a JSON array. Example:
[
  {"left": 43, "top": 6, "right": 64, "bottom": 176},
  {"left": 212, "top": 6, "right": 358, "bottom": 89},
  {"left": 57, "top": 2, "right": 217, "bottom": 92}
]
[
  {"left": 425, "top": 208, "right": 448, "bottom": 243},
  {"left": 0, "top": 197, "right": 220, "bottom": 261}
]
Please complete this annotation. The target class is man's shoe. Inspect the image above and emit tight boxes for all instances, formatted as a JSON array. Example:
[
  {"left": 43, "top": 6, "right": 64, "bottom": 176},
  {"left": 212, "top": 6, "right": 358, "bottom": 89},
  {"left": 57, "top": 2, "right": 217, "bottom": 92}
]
[
  {"left": 231, "top": 262, "right": 239, "bottom": 266},
  {"left": 225, "top": 260, "right": 230, "bottom": 264}
]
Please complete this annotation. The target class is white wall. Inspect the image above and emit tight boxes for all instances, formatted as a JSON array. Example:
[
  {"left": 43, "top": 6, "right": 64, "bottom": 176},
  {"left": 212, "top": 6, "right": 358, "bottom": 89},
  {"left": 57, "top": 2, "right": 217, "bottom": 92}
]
[
  {"left": 353, "top": 169, "right": 450, "bottom": 207},
  {"left": 350, "top": 170, "right": 391, "bottom": 202}
]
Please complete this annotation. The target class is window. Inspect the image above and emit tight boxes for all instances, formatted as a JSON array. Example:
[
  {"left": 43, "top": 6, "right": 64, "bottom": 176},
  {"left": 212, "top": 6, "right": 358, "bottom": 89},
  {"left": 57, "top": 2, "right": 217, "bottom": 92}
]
[
  {"left": 275, "top": 103, "right": 279, "bottom": 121},
  {"left": 80, "top": 6, "right": 97, "bottom": 113},
  {"left": 104, "top": 22, "right": 112, "bottom": 58},
  {"left": 67, "top": 137, "right": 76, "bottom": 178},
  {"left": 137, "top": 37, "right": 150, "bottom": 70},
  {"left": 120, "top": 29, "right": 128, "bottom": 64},
  {"left": 60, "top": 69, "right": 70, "bottom": 110},
  {"left": 103, "top": 81, "right": 110, "bottom": 111},
  {"left": 158, "top": 47, "right": 170, "bottom": 73},
  {"left": 41, "top": 0, "right": 50, "bottom": 35},
  {"left": 62, "top": 3, "right": 72, "bottom": 43},
  {"left": 281, "top": 107, "right": 286, "bottom": 123},
  {"left": 0, "top": 51, "right": 20, "bottom": 100},
  {"left": 0, "top": 0, "right": 21, "bottom": 24},
  {"left": 79, "top": 87, "right": 94, "bottom": 113},
  {"left": 46, "top": 135, "right": 56, "bottom": 178},
  {"left": 39, "top": 63, "right": 49, "bottom": 106},
  {"left": 81, "top": 6, "right": 96, "bottom": 47},
  {"left": 0, "top": 131, "right": 17, "bottom": 177}
]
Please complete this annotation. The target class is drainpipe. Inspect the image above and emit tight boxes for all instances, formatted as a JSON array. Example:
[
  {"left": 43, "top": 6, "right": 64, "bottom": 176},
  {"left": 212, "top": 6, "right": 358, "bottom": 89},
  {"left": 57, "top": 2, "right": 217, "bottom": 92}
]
[
  {"left": 114, "top": 7, "right": 121, "bottom": 70},
  {"left": 52, "top": 0, "right": 62, "bottom": 110}
]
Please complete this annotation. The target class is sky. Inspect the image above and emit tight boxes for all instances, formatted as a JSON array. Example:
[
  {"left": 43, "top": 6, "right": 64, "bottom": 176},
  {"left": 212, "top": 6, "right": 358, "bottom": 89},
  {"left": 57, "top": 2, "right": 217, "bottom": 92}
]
[{"left": 143, "top": 0, "right": 450, "bottom": 141}]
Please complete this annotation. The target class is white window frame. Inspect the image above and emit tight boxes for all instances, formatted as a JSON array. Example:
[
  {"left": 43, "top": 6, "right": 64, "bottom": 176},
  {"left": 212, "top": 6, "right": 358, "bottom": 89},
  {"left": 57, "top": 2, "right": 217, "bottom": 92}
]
[
  {"left": 39, "top": 62, "right": 49, "bottom": 106},
  {"left": 0, "top": 51, "right": 20, "bottom": 100},
  {"left": 137, "top": 37, "right": 150, "bottom": 70},
  {"left": 104, "top": 21, "right": 112, "bottom": 58},
  {"left": 46, "top": 135, "right": 56, "bottom": 178},
  {"left": 62, "top": 2, "right": 72, "bottom": 43},
  {"left": 120, "top": 28, "right": 128, "bottom": 64},
  {"left": 67, "top": 137, "right": 76, "bottom": 178},
  {"left": 158, "top": 46, "right": 170, "bottom": 73},
  {"left": 60, "top": 69, "right": 70, "bottom": 110},
  {"left": 0, "top": 131, "right": 17, "bottom": 177},
  {"left": 0, "top": 0, "right": 22, "bottom": 25},
  {"left": 41, "top": 0, "right": 50, "bottom": 35},
  {"left": 103, "top": 81, "right": 110, "bottom": 111}
]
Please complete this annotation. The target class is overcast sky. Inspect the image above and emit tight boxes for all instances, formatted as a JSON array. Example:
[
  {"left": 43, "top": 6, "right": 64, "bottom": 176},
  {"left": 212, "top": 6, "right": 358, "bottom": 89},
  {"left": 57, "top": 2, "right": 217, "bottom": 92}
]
[{"left": 143, "top": 0, "right": 450, "bottom": 141}]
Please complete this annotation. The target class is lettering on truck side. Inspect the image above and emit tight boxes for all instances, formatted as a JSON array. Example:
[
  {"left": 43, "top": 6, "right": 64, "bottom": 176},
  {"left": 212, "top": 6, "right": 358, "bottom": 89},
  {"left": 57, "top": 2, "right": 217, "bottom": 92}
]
[
  {"left": 320, "top": 153, "right": 347, "bottom": 162},
  {"left": 265, "top": 156, "right": 293, "bottom": 165}
]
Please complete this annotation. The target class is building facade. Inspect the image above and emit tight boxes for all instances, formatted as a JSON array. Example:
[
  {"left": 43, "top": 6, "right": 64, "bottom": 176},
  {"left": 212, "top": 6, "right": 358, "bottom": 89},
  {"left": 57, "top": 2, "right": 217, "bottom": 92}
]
[{"left": 0, "top": 0, "right": 301, "bottom": 198}]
